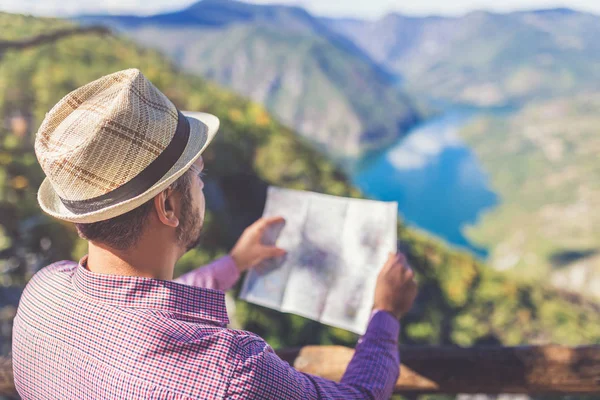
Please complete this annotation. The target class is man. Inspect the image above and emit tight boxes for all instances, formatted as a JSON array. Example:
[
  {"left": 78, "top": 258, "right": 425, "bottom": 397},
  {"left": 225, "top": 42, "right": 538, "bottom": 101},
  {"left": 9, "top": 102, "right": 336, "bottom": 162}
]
[{"left": 13, "top": 69, "right": 417, "bottom": 399}]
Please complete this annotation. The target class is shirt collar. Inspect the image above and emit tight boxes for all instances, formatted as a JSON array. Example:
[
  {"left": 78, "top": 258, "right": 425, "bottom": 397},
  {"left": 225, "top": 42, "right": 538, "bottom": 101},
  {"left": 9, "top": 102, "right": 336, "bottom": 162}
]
[{"left": 72, "top": 255, "right": 229, "bottom": 326}]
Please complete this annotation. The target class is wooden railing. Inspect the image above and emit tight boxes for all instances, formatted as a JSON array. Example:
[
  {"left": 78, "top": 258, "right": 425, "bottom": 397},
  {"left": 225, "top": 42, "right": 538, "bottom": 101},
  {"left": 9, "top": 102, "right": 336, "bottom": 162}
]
[
  {"left": 2, "top": 346, "right": 599, "bottom": 396},
  {"left": 279, "top": 345, "right": 600, "bottom": 394}
]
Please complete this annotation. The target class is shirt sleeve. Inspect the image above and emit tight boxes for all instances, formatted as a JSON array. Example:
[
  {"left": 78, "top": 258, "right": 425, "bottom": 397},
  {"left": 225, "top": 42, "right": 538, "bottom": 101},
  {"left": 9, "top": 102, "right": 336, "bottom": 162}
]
[
  {"left": 174, "top": 255, "right": 241, "bottom": 291},
  {"left": 226, "top": 310, "right": 400, "bottom": 400}
]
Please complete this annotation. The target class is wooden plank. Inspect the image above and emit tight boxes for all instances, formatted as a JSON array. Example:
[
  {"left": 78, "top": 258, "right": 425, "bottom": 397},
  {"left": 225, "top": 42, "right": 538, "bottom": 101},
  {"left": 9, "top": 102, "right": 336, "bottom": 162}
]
[
  {"left": 278, "top": 345, "right": 600, "bottom": 394},
  {"left": 2, "top": 346, "right": 598, "bottom": 396}
]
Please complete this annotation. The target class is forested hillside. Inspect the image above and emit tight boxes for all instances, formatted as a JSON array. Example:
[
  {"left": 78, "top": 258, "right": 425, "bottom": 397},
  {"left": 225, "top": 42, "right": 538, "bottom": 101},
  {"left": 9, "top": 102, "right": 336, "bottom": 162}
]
[
  {"left": 78, "top": 0, "right": 420, "bottom": 158},
  {"left": 461, "top": 95, "right": 600, "bottom": 299},
  {"left": 0, "top": 13, "right": 598, "bottom": 354}
]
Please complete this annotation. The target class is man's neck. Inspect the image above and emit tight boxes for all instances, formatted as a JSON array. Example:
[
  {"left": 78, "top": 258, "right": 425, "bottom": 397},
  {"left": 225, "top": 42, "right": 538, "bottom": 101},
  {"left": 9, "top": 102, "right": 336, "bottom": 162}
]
[{"left": 86, "top": 241, "right": 178, "bottom": 281}]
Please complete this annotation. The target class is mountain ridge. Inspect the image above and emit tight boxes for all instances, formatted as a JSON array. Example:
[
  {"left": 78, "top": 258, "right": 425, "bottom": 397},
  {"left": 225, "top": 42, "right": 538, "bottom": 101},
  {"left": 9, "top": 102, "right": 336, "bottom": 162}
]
[
  {"left": 80, "top": 0, "right": 398, "bottom": 83},
  {"left": 325, "top": 7, "right": 600, "bottom": 106},
  {"left": 77, "top": 0, "right": 419, "bottom": 157}
]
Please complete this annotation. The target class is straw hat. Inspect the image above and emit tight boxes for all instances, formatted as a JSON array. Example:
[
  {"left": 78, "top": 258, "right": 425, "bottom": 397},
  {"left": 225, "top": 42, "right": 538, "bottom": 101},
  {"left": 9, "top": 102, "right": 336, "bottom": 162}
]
[{"left": 35, "top": 68, "right": 220, "bottom": 223}]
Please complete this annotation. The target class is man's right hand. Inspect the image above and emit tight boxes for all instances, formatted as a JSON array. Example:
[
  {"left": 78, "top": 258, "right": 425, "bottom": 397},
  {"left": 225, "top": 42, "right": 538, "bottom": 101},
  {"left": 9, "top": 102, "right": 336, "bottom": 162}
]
[{"left": 373, "top": 252, "right": 418, "bottom": 320}]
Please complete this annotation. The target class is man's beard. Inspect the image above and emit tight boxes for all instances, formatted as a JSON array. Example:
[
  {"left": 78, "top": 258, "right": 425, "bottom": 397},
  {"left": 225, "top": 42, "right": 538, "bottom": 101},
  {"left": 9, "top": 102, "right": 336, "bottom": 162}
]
[{"left": 176, "top": 187, "right": 204, "bottom": 252}]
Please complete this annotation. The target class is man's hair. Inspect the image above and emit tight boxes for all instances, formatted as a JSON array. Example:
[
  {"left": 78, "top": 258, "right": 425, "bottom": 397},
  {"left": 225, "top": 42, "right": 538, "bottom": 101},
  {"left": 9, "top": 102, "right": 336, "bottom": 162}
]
[{"left": 75, "top": 171, "right": 193, "bottom": 250}]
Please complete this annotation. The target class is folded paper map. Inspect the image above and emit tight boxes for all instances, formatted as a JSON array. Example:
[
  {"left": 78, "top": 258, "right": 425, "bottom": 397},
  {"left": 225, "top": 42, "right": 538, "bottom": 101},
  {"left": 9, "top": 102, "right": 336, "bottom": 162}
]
[{"left": 240, "top": 187, "right": 397, "bottom": 334}]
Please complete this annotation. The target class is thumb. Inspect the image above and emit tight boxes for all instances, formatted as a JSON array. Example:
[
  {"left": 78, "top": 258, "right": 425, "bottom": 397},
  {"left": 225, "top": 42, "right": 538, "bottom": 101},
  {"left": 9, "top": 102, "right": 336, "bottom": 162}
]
[
  {"left": 257, "top": 216, "right": 286, "bottom": 233},
  {"left": 263, "top": 245, "right": 287, "bottom": 258}
]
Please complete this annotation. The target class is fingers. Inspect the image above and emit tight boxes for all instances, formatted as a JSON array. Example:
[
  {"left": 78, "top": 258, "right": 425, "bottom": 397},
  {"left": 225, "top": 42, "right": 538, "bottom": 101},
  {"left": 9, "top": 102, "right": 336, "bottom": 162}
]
[
  {"left": 387, "top": 252, "right": 408, "bottom": 270},
  {"left": 388, "top": 252, "right": 406, "bottom": 263},
  {"left": 396, "top": 252, "right": 407, "bottom": 264},
  {"left": 386, "top": 252, "right": 414, "bottom": 280},
  {"left": 256, "top": 216, "right": 286, "bottom": 232},
  {"left": 263, "top": 245, "right": 287, "bottom": 258}
]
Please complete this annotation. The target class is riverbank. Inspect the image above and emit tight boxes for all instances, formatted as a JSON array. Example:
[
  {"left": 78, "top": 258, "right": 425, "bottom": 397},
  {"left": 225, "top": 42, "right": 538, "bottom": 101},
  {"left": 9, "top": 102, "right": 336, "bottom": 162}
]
[{"left": 347, "top": 106, "right": 515, "bottom": 258}]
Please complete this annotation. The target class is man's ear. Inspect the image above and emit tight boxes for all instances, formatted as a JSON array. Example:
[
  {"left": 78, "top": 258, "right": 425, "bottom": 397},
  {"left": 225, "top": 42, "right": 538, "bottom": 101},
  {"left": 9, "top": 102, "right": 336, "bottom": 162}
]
[{"left": 153, "top": 187, "right": 180, "bottom": 228}]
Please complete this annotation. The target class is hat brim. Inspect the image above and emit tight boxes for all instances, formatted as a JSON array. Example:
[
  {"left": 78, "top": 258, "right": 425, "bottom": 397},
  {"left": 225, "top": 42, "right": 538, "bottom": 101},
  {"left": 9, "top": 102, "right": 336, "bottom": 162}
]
[{"left": 38, "top": 111, "right": 220, "bottom": 223}]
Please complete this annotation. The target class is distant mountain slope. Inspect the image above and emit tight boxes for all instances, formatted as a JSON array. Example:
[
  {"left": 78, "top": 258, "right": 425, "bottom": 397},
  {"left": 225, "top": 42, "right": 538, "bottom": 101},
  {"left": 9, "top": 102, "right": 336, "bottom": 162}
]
[
  {"left": 78, "top": 0, "right": 419, "bottom": 157},
  {"left": 460, "top": 94, "right": 600, "bottom": 299},
  {"left": 1, "top": 12, "right": 598, "bottom": 348},
  {"left": 325, "top": 8, "right": 600, "bottom": 106}
]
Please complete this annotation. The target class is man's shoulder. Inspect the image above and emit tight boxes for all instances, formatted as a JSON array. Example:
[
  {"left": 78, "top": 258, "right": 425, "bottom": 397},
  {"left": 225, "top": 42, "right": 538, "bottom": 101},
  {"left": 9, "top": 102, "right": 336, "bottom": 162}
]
[
  {"left": 24, "top": 260, "right": 77, "bottom": 291},
  {"left": 44, "top": 259, "right": 78, "bottom": 272},
  {"left": 219, "top": 328, "right": 273, "bottom": 360},
  {"left": 35, "top": 259, "right": 77, "bottom": 278}
]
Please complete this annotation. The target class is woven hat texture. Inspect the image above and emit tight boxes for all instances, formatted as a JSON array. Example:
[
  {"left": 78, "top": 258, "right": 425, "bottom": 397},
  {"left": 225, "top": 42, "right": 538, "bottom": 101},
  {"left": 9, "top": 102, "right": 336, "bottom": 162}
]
[{"left": 35, "top": 68, "right": 219, "bottom": 223}]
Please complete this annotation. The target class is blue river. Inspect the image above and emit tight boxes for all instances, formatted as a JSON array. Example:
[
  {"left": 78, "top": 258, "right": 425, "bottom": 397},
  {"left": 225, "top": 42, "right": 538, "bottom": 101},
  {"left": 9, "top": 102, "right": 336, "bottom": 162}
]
[{"left": 350, "top": 109, "right": 499, "bottom": 257}]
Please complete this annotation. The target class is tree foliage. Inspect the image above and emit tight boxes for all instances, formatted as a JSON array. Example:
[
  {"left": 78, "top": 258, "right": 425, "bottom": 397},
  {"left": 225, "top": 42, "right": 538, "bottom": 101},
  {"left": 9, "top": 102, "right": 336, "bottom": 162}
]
[{"left": 0, "top": 13, "right": 597, "bottom": 358}]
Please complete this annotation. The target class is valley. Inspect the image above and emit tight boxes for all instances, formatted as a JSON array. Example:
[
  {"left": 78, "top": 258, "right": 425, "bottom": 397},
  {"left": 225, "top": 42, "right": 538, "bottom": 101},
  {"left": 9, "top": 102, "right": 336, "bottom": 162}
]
[
  {"left": 75, "top": 1, "right": 600, "bottom": 300},
  {"left": 0, "top": 11, "right": 598, "bottom": 351}
]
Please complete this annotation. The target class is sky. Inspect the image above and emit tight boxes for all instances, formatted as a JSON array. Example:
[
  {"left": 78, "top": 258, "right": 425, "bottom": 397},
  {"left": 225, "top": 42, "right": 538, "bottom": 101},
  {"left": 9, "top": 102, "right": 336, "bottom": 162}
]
[{"left": 1, "top": 0, "right": 600, "bottom": 20}]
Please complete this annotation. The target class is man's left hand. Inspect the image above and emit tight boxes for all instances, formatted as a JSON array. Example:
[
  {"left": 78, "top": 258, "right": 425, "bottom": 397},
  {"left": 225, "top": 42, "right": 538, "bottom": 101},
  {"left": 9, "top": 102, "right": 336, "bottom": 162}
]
[{"left": 230, "top": 216, "right": 287, "bottom": 273}]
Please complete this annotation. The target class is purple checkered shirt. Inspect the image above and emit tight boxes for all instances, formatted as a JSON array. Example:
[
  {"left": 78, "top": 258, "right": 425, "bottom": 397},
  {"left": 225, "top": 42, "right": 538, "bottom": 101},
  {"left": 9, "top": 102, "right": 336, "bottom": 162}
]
[{"left": 13, "top": 256, "right": 400, "bottom": 399}]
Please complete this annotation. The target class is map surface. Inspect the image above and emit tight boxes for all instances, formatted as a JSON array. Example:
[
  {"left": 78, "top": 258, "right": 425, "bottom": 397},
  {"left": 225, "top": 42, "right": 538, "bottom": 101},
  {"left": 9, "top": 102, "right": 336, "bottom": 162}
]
[{"left": 240, "top": 187, "right": 397, "bottom": 334}]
